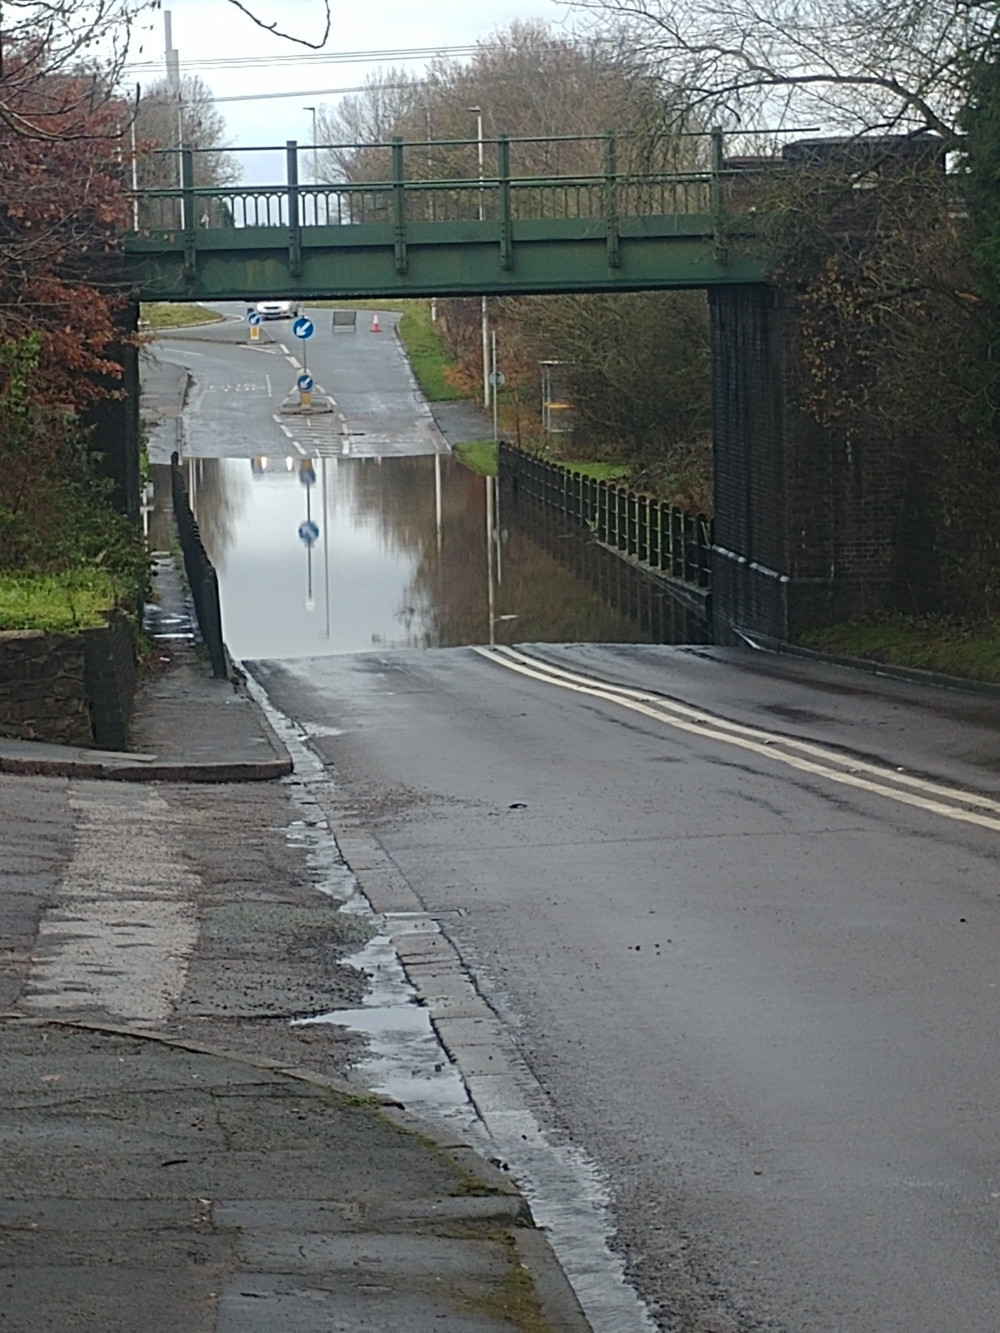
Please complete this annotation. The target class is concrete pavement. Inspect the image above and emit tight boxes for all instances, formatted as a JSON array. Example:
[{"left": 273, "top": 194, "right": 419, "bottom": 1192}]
[
  {"left": 0, "top": 1018, "right": 586, "bottom": 1332},
  {"left": 0, "top": 555, "right": 591, "bottom": 1329}
]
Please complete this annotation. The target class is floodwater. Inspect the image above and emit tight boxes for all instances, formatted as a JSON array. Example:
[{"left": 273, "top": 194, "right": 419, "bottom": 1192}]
[{"left": 155, "top": 452, "right": 709, "bottom": 661}]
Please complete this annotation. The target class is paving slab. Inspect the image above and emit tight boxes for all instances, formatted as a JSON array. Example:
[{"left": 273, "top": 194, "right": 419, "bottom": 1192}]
[{"left": 0, "top": 1021, "right": 591, "bottom": 1332}]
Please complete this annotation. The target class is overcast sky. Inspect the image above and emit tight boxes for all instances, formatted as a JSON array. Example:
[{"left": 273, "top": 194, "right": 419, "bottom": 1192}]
[{"left": 126, "top": 0, "right": 577, "bottom": 174}]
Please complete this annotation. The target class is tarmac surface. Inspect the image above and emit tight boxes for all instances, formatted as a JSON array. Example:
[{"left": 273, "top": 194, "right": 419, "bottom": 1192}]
[{"left": 0, "top": 420, "right": 591, "bottom": 1331}]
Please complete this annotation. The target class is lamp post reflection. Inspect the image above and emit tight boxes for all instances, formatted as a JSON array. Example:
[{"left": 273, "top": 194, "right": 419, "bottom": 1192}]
[
  {"left": 486, "top": 473, "right": 495, "bottom": 645},
  {"left": 485, "top": 472, "right": 514, "bottom": 645},
  {"left": 298, "top": 457, "right": 318, "bottom": 611},
  {"left": 322, "top": 456, "right": 331, "bottom": 637}
]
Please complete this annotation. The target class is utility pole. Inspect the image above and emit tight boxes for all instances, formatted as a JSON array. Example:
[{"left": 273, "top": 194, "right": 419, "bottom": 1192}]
[{"left": 164, "top": 12, "right": 184, "bottom": 228}]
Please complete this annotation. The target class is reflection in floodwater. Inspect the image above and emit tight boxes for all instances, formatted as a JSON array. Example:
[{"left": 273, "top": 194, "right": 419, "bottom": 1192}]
[{"left": 151, "top": 453, "right": 710, "bottom": 660}]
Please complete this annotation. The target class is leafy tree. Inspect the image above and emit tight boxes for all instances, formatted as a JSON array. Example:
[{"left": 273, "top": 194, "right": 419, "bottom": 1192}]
[
  {"left": 0, "top": 41, "right": 134, "bottom": 413},
  {"left": 0, "top": 333, "right": 147, "bottom": 584},
  {"left": 496, "top": 290, "right": 712, "bottom": 508}
]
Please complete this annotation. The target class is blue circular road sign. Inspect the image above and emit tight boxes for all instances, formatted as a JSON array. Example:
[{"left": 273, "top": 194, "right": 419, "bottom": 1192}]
[
  {"left": 297, "top": 373, "right": 314, "bottom": 393},
  {"left": 292, "top": 316, "right": 315, "bottom": 340},
  {"left": 247, "top": 311, "right": 262, "bottom": 326},
  {"left": 298, "top": 519, "right": 320, "bottom": 545}
]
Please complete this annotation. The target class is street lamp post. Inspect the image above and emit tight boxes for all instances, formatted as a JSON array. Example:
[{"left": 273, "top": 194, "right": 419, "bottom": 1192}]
[{"left": 469, "top": 105, "right": 490, "bottom": 411}]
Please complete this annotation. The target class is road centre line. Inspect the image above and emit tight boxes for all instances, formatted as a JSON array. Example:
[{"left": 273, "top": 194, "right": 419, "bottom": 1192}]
[
  {"left": 475, "top": 646, "right": 1000, "bottom": 834},
  {"left": 490, "top": 646, "right": 1000, "bottom": 814}
]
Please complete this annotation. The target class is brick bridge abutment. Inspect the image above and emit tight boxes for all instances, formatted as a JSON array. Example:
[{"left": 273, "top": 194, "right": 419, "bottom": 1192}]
[{"left": 709, "top": 283, "right": 912, "bottom": 646}]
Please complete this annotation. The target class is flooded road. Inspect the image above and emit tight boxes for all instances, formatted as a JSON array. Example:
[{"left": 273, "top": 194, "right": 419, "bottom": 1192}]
[
  {"left": 164, "top": 451, "right": 705, "bottom": 661},
  {"left": 143, "top": 310, "right": 707, "bottom": 662}
]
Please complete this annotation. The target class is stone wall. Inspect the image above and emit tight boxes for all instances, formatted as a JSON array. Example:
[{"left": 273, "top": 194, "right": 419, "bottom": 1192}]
[{"left": 0, "top": 614, "right": 137, "bottom": 750}]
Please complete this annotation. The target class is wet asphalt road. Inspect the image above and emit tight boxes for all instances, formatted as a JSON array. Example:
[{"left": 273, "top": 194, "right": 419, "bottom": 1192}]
[
  {"left": 147, "top": 303, "right": 443, "bottom": 461},
  {"left": 250, "top": 643, "right": 1000, "bottom": 1333}
]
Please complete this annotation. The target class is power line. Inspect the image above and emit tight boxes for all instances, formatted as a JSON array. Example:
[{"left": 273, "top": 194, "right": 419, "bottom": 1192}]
[
  {"left": 124, "top": 43, "right": 489, "bottom": 74},
  {"left": 207, "top": 81, "right": 422, "bottom": 105}
]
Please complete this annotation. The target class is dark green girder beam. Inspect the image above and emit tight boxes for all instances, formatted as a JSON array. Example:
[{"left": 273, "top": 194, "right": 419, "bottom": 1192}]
[{"left": 123, "top": 214, "right": 766, "bottom": 302}]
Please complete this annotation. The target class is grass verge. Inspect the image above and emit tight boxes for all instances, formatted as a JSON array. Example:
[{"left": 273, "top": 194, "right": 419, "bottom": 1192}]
[
  {"left": 454, "top": 440, "right": 630, "bottom": 483},
  {"left": 453, "top": 441, "right": 497, "bottom": 475},
  {"left": 397, "top": 303, "right": 463, "bottom": 401},
  {"left": 559, "top": 459, "right": 629, "bottom": 482},
  {"left": 307, "top": 298, "right": 407, "bottom": 311},
  {"left": 797, "top": 615, "right": 1000, "bottom": 685},
  {"left": 0, "top": 570, "right": 124, "bottom": 633},
  {"left": 141, "top": 302, "right": 224, "bottom": 329}
]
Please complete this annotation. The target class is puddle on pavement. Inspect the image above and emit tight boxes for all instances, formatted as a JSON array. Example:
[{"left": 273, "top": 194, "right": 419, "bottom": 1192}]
[
  {"left": 151, "top": 454, "right": 709, "bottom": 660},
  {"left": 295, "top": 932, "right": 481, "bottom": 1136}
]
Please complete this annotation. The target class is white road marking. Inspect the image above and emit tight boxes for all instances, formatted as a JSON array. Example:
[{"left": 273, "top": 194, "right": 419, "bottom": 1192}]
[{"left": 476, "top": 646, "right": 1000, "bottom": 834}]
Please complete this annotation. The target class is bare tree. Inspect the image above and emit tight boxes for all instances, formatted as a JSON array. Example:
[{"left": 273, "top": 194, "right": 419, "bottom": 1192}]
[
  {"left": 567, "top": 0, "right": 999, "bottom": 141},
  {"left": 316, "top": 67, "right": 427, "bottom": 181},
  {"left": 134, "top": 75, "right": 239, "bottom": 186},
  {"left": 0, "top": 0, "right": 333, "bottom": 148},
  {"left": 316, "top": 21, "right": 695, "bottom": 192}
]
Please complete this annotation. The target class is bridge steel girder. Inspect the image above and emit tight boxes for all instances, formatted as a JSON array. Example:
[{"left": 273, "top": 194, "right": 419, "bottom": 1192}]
[{"left": 123, "top": 214, "right": 767, "bottom": 302}]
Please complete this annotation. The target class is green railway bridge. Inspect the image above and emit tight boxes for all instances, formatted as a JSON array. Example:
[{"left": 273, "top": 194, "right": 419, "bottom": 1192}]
[{"left": 118, "top": 131, "right": 926, "bottom": 644}]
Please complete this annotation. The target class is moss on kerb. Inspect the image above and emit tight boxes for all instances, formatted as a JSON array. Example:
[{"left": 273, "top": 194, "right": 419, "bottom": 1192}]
[{"left": 464, "top": 1230, "right": 559, "bottom": 1332}]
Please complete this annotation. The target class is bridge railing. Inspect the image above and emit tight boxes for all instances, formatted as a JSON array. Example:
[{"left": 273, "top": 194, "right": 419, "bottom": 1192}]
[{"left": 128, "top": 129, "right": 741, "bottom": 239}]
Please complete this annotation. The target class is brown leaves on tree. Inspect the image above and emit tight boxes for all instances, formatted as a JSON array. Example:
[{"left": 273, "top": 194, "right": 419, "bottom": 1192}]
[{"left": 0, "top": 42, "right": 135, "bottom": 415}]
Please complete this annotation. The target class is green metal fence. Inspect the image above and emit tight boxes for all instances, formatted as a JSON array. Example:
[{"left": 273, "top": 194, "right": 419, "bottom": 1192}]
[{"left": 498, "top": 443, "right": 713, "bottom": 589}]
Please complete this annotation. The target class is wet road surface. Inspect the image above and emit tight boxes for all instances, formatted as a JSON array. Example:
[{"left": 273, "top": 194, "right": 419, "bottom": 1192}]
[
  {"left": 251, "top": 643, "right": 1000, "bottom": 1333},
  {"left": 144, "top": 307, "right": 1000, "bottom": 1330}
]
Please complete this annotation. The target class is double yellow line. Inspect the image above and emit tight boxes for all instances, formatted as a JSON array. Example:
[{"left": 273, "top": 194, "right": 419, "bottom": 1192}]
[{"left": 474, "top": 645, "right": 1000, "bottom": 835}]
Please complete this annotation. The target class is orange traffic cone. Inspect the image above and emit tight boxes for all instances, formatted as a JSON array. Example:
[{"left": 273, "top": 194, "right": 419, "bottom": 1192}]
[{"left": 371, "top": 311, "right": 382, "bottom": 333}]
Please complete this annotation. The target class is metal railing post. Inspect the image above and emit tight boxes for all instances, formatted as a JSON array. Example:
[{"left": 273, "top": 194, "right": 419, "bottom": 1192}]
[
  {"left": 498, "top": 133, "right": 512, "bottom": 271},
  {"left": 286, "top": 140, "right": 302, "bottom": 278},
  {"left": 710, "top": 125, "right": 728, "bottom": 266},
  {"left": 392, "top": 137, "right": 408, "bottom": 274},
  {"left": 604, "top": 132, "right": 620, "bottom": 269},
  {"left": 181, "top": 145, "right": 196, "bottom": 283}
]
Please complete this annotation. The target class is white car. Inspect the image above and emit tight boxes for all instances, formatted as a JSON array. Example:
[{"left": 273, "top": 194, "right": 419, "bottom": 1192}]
[{"left": 254, "top": 300, "right": 299, "bottom": 321}]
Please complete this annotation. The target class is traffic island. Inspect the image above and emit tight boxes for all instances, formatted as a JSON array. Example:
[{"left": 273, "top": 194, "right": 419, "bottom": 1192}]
[{"left": 279, "top": 390, "right": 335, "bottom": 415}]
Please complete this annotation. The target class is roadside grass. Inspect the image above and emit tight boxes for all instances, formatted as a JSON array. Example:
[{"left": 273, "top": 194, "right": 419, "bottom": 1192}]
[
  {"left": 453, "top": 439, "right": 630, "bottom": 483},
  {"left": 453, "top": 441, "right": 497, "bottom": 475},
  {"left": 397, "top": 303, "right": 463, "bottom": 401},
  {"left": 307, "top": 298, "right": 410, "bottom": 311},
  {"left": 797, "top": 615, "right": 1000, "bottom": 684},
  {"left": 0, "top": 570, "right": 124, "bottom": 633},
  {"left": 141, "top": 302, "right": 223, "bottom": 329},
  {"left": 560, "top": 459, "right": 630, "bottom": 482}
]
